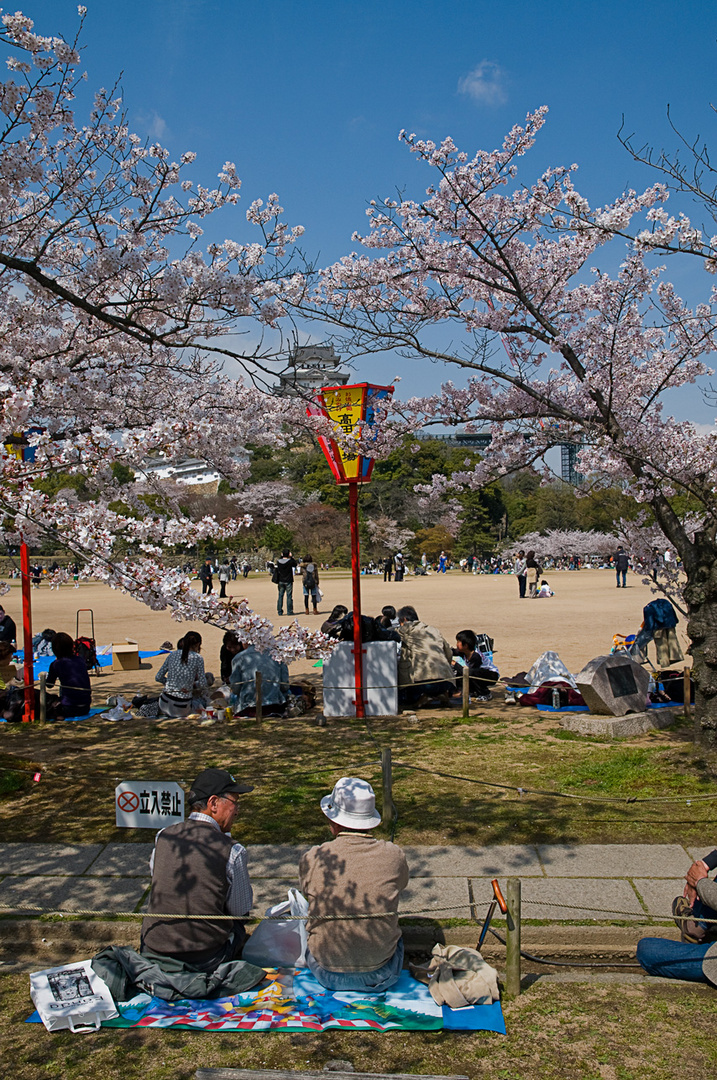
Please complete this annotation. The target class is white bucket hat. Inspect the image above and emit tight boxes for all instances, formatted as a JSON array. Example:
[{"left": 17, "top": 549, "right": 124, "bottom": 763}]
[{"left": 320, "top": 777, "right": 381, "bottom": 829}]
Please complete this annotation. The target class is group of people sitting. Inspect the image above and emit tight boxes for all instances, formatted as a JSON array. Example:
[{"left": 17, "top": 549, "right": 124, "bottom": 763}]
[
  {"left": 136, "top": 769, "right": 408, "bottom": 993},
  {"left": 136, "top": 631, "right": 312, "bottom": 720},
  {"left": 320, "top": 603, "right": 499, "bottom": 706},
  {"left": 0, "top": 623, "right": 92, "bottom": 722},
  {"left": 131, "top": 766, "right": 717, "bottom": 993}
]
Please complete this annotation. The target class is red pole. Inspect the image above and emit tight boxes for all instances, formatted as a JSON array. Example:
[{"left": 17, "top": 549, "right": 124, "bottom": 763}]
[
  {"left": 20, "top": 541, "right": 34, "bottom": 722},
  {"left": 348, "top": 482, "right": 365, "bottom": 719}
]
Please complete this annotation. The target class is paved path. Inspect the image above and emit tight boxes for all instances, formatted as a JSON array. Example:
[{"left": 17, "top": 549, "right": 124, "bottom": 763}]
[{"left": 0, "top": 841, "right": 711, "bottom": 922}]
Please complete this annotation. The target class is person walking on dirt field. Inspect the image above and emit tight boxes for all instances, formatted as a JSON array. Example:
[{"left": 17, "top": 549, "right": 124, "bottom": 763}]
[
  {"left": 383, "top": 555, "right": 393, "bottom": 582},
  {"left": 274, "top": 549, "right": 297, "bottom": 615},
  {"left": 198, "top": 559, "right": 214, "bottom": 595}
]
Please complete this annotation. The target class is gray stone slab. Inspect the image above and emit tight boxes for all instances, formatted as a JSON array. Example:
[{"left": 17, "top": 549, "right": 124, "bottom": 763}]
[
  {"left": 84, "top": 843, "right": 154, "bottom": 877},
  {"left": 632, "top": 879, "right": 684, "bottom": 918},
  {"left": 402, "top": 845, "right": 543, "bottom": 877},
  {"left": 559, "top": 709, "right": 675, "bottom": 738},
  {"left": 249, "top": 845, "right": 308, "bottom": 878},
  {"left": 251, "top": 876, "right": 471, "bottom": 919},
  {"left": 684, "top": 845, "right": 717, "bottom": 864},
  {"left": 0, "top": 875, "right": 149, "bottom": 913},
  {"left": 0, "top": 843, "right": 104, "bottom": 876},
  {"left": 538, "top": 844, "right": 691, "bottom": 878},
  {"left": 469, "top": 877, "right": 644, "bottom": 920},
  {"left": 400, "top": 877, "right": 471, "bottom": 919},
  {"left": 251, "top": 879, "right": 298, "bottom": 913}
]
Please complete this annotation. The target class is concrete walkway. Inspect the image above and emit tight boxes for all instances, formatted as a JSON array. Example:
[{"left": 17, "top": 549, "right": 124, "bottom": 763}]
[{"left": 0, "top": 841, "right": 711, "bottom": 923}]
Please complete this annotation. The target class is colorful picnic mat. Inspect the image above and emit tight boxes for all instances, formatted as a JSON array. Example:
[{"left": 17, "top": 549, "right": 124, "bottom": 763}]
[{"left": 28, "top": 968, "right": 506, "bottom": 1033}]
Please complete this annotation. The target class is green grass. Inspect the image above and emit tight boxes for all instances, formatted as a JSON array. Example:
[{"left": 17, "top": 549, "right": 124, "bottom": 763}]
[
  {"left": 1, "top": 974, "right": 715, "bottom": 1080},
  {"left": 0, "top": 710, "right": 715, "bottom": 846}
]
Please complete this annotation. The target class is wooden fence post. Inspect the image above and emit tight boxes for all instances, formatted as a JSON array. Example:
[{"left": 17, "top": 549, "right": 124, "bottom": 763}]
[
  {"left": 462, "top": 665, "right": 470, "bottom": 719},
  {"left": 255, "top": 671, "right": 262, "bottom": 722},
  {"left": 39, "top": 672, "right": 46, "bottom": 723},
  {"left": 505, "top": 877, "right": 522, "bottom": 998},
  {"left": 381, "top": 747, "right": 396, "bottom": 830}
]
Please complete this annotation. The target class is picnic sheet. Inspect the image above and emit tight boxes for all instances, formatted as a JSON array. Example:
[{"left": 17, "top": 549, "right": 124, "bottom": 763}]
[{"left": 28, "top": 968, "right": 506, "bottom": 1033}]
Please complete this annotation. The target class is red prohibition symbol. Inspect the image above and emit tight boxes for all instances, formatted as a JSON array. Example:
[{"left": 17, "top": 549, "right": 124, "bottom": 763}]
[{"left": 118, "top": 790, "right": 140, "bottom": 813}]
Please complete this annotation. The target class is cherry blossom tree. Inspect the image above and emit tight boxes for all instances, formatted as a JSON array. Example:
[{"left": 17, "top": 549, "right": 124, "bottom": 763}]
[
  {"left": 503, "top": 529, "right": 619, "bottom": 560},
  {"left": 366, "top": 516, "right": 415, "bottom": 554},
  {"left": 303, "top": 110, "right": 717, "bottom": 737},
  {"left": 0, "top": 9, "right": 326, "bottom": 658}
]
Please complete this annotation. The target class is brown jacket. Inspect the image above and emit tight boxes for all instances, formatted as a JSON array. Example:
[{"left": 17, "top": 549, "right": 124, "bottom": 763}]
[
  {"left": 398, "top": 620, "right": 455, "bottom": 688},
  {"left": 299, "top": 832, "right": 409, "bottom": 972}
]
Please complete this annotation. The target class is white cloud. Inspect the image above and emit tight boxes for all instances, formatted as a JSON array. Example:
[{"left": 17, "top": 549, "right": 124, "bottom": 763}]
[
  {"left": 134, "top": 109, "right": 169, "bottom": 142},
  {"left": 457, "top": 60, "right": 507, "bottom": 106}
]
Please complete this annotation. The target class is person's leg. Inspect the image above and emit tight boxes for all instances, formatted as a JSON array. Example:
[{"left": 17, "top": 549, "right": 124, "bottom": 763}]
[
  {"left": 286, "top": 580, "right": 294, "bottom": 615},
  {"left": 219, "top": 581, "right": 227, "bottom": 598},
  {"left": 306, "top": 939, "right": 404, "bottom": 992},
  {"left": 636, "top": 937, "right": 710, "bottom": 982},
  {"left": 277, "top": 582, "right": 286, "bottom": 615},
  {"left": 621, "top": 570, "right": 627, "bottom": 587},
  {"left": 312, "top": 588, "right": 319, "bottom": 614},
  {"left": 304, "top": 587, "right": 309, "bottom": 614}
]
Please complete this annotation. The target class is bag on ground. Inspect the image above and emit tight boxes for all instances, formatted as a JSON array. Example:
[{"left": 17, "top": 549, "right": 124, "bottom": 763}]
[
  {"left": 410, "top": 943, "right": 500, "bottom": 1008},
  {"left": 30, "top": 960, "right": 118, "bottom": 1032},
  {"left": 242, "top": 888, "right": 309, "bottom": 967}
]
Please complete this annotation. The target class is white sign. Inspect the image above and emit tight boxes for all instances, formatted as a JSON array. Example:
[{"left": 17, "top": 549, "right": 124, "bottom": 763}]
[{"left": 115, "top": 781, "right": 184, "bottom": 828}]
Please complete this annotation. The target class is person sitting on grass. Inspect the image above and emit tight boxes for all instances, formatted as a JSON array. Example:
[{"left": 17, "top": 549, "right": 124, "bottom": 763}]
[
  {"left": 140, "top": 768, "right": 258, "bottom": 974},
  {"left": 46, "top": 631, "right": 92, "bottom": 720},
  {"left": 229, "top": 642, "right": 290, "bottom": 717},
  {"left": 452, "top": 630, "right": 499, "bottom": 703},
  {"left": 636, "top": 851, "right": 717, "bottom": 985},
  {"left": 397, "top": 605, "right": 455, "bottom": 708},
  {"left": 299, "top": 777, "right": 409, "bottom": 991},
  {"left": 220, "top": 631, "right": 243, "bottom": 684},
  {"left": 155, "top": 632, "right": 213, "bottom": 718},
  {"left": 0, "top": 641, "right": 18, "bottom": 688}
]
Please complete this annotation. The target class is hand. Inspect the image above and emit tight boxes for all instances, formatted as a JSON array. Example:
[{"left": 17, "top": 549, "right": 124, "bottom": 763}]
[
  {"left": 686, "top": 860, "right": 710, "bottom": 888},
  {"left": 684, "top": 883, "right": 698, "bottom": 905}
]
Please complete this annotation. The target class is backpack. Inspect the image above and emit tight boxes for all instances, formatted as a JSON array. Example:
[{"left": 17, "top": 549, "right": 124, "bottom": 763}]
[
  {"left": 74, "top": 636, "right": 98, "bottom": 672},
  {"left": 304, "top": 563, "right": 316, "bottom": 589}
]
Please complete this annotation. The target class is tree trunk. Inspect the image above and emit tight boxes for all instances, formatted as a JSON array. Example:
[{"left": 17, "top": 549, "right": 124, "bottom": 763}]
[{"left": 684, "top": 539, "right": 717, "bottom": 748}]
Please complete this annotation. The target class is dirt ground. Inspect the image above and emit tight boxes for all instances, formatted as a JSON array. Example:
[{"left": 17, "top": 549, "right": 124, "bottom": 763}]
[{"left": 2, "top": 567, "right": 689, "bottom": 704}]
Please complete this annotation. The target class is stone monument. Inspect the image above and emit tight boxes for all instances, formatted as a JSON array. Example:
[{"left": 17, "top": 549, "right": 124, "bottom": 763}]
[{"left": 574, "top": 654, "right": 651, "bottom": 716}]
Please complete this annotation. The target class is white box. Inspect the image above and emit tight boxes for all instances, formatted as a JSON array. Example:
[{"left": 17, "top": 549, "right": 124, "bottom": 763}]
[{"left": 323, "top": 641, "right": 398, "bottom": 717}]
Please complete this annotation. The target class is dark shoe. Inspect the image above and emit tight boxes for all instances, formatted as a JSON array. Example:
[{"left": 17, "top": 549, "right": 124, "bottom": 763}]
[{"left": 672, "top": 895, "right": 707, "bottom": 943}]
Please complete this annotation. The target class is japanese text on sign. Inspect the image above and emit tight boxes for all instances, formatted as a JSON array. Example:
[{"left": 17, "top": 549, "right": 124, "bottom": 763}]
[{"left": 115, "top": 781, "right": 184, "bottom": 829}]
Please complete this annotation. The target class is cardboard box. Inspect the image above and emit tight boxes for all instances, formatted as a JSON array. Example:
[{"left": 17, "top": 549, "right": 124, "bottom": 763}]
[{"left": 112, "top": 641, "right": 140, "bottom": 671}]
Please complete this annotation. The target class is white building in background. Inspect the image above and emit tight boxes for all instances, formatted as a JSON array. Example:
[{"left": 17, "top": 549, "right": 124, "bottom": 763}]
[
  {"left": 275, "top": 345, "right": 351, "bottom": 396},
  {"left": 136, "top": 457, "right": 222, "bottom": 494}
]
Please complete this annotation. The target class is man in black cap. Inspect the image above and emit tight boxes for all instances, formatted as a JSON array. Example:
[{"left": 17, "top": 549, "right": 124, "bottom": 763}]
[{"left": 141, "top": 768, "right": 254, "bottom": 974}]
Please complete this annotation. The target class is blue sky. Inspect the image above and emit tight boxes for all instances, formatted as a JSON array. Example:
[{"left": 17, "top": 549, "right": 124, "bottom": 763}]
[{"left": 23, "top": 1, "right": 717, "bottom": 423}]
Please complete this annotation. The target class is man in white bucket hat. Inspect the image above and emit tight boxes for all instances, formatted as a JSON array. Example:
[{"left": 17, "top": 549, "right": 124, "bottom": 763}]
[{"left": 299, "top": 776, "right": 409, "bottom": 991}]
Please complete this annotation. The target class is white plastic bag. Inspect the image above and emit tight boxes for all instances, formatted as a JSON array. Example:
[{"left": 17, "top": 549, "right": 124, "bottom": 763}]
[
  {"left": 242, "top": 888, "right": 309, "bottom": 968},
  {"left": 30, "top": 960, "right": 118, "bottom": 1033}
]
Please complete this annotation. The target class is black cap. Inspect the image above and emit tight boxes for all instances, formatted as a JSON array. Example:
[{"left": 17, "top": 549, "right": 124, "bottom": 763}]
[{"left": 188, "top": 768, "right": 253, "bottom": 804}]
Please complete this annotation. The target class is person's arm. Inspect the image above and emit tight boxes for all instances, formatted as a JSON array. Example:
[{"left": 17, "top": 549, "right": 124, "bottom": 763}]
[
  {"left": 225, "top": 842, "right": 253, "bottom": 916},
  {"left": 155, "top": 655, "right": 170, "bottom": 685},
  {"left": 46, "top": 659, "right": 58, "bottom": 688},
  {"left": 442, "top": 636, "right": 454, "bottom": 665},
  {"left": 695, "top": 875, "right": 717, "bottom": 912}
]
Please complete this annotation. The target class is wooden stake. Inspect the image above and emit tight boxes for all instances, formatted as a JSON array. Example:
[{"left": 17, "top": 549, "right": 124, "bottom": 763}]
[
  {"left": 255, "top": 671, "right": 262, "bottom": 722},
  {"left": 381, "top": 746, "right": 396, "bottom": 830},
  {"left": 505, "top": 877, "right": 522, "bottom": 998},
  {"left": 462, "top": 664, "right": 470, "bottom": 719},
  {"left": 39, "top": 672, "right": 46, "bottom": 723}
]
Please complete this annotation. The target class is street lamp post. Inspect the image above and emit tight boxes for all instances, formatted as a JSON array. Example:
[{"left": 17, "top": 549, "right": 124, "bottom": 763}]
[{"left": 308, "top": 382, "right": 393, "bottom": 719}]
